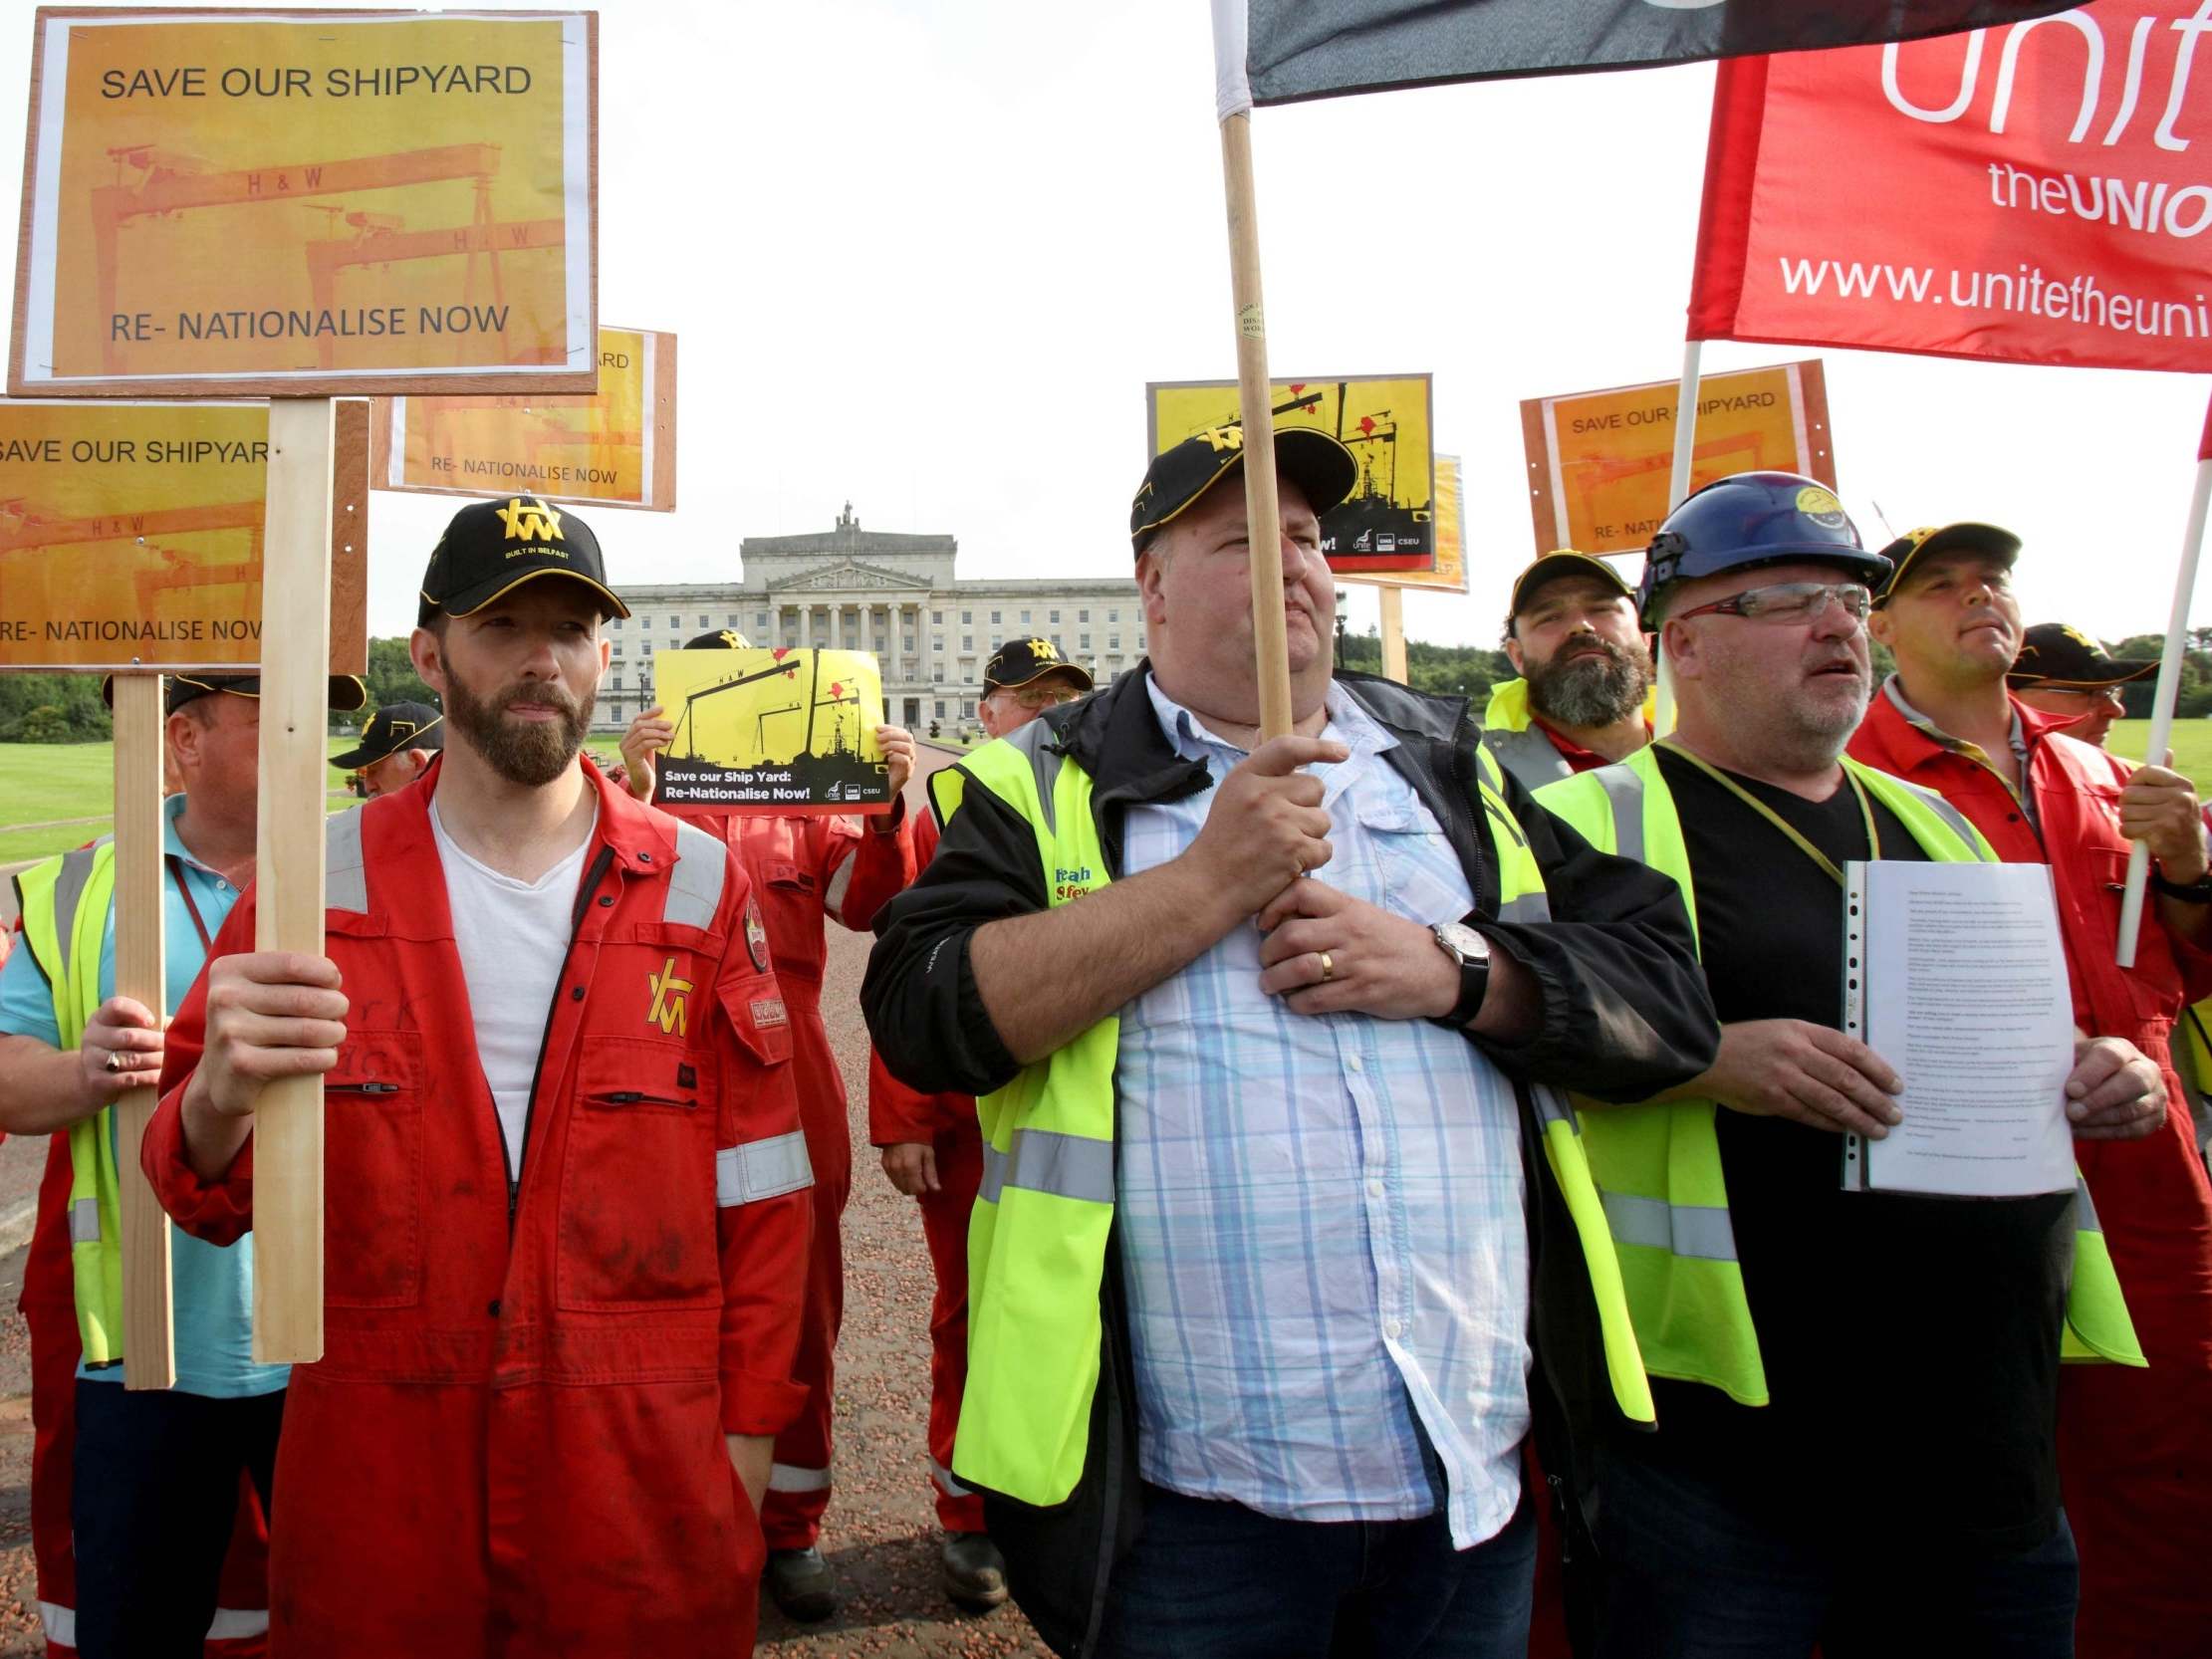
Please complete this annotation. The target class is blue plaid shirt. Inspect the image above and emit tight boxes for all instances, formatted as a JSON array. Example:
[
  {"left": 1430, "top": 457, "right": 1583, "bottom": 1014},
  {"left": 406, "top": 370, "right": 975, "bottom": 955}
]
[{"left": 1114, "top": 677, "right": 1530, "bottom": 1547}]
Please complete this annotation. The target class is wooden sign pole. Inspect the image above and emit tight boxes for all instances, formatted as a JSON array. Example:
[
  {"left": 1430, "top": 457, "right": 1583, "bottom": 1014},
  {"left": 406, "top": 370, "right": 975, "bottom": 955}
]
[
  {"left": 1219, "top": 112, "right": 1294, "bottom": 743},
  {"left": 1378, "top": 587, "right": 1408, "bottom": 686},
  {"left": 252, "top": 398, "right": 335, "bottom": 1363},
  {"left": 111, "top": 672, "right": 175, "bottom": 1390}
]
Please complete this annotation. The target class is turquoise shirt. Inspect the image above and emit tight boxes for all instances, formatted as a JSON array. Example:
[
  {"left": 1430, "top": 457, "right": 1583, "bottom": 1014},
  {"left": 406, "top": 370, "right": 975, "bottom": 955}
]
[{"left": 0, "top": 796, "right": 288, "bottom": 1398}]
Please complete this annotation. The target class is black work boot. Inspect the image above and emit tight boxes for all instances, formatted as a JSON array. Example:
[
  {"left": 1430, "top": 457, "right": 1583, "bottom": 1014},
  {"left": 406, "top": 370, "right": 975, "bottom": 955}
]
[
  {"left": 942, "top": 1531, "right": 1008, "bottom": 1611},
  {"left": 765, "top": 1545, "right": 837, "bottom": 1622}
]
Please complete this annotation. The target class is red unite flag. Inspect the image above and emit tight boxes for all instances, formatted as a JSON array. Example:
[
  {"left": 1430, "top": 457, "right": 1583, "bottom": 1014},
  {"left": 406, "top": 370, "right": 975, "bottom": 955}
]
[{"left": 1688, "top": 1, "right": 2212, "bottom": 374}]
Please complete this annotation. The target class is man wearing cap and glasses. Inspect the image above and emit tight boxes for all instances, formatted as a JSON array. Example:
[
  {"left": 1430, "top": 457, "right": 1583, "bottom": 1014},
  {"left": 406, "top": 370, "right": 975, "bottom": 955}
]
[
  {"left": 332, "top": 700, "right": 444, "bottom": 799},
  {"left": 2007, "top": 623, "right": 2156, "bottom": 752},
  {"left": 1483, "top": 551, "right": 1654, "bottom": 791},
  {"left": 617, "top": 627, "right": 918, "bottom": 1622},
  {"left": 1849, "top": 522, "right": 2212, "bottom": 1659},
  {"left": 138, "top": 496, "right": 814, "bottom": 1657},
  {"left": 0, "top": 668, "right": 364, "bottom": 1658},
  {"left": 1534, "top": 473, "right": 2159, "bottom": 1657},
  {"left": 865, "top": 634, "right": 1092, "bottom": 1614},
  {"left": 865, "top": 424, "right": 1716, "bottom": 1657}
]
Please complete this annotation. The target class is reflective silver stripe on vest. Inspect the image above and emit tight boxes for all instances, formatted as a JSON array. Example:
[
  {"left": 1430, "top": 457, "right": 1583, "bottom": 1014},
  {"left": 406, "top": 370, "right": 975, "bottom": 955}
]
[
  {"left": 205, "top": 1608, "right": 271, "bottom": 1640},
  {"left": 978, "top": 1128, "right": 1114, "bottom": 1207},
  {"left": 824, "top": 851, "right": 857, "bottom": 921},
  {"left": 770, "top": 1461, "right": 833, "bottom": 1493},
  {"left": 716, "top": 1130, "right": 813, "bottom": 1207},
  {"left": 1495, "top": 891, "right": 1552, "bottom": 924},
  {"left": 68, "top": 1197, "right": 100, "bottom": 1245},
  {"left": 1892, "top": 775, "right": 1986, "bottom": 857},
  {"left": 326, "top": 808, "right": 368, "bottom": 915},
  {"left": 1532, "top": 1084, "right": 1580, "bottom": 1134},
  {"left": 1594, "top": 765, "right": 1646, "bottom": 862},
  {"left": 50, "top": 843, "right": 107, "bottom": 980},
  {"left": 999, "top": 718, "right": 1068, "bottom": 836},
  {"left": 1482, "top": 726, "right": 1575, "bottom": 790},
  {"left": 664, "top": 819, "right": 728, "bottom": 929},
  {"left": 1601, "top": 1189, "right": 1738, "bottom": 1262},
  {"left": 2074, "top": 1176, "right": 2102, "bottom": 1235},
  {"left": 929, "top": 1455, "right": 973, "bottom": 1497}
]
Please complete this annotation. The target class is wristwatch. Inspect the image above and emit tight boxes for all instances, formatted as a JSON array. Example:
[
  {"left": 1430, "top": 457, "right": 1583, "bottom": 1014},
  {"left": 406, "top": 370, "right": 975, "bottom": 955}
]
[
  {"left": 1429, "top": 922, "right": 1493, "bottom": 1030},
  {"left": 2150, "top": 866, "right": 2212, "bottom": 903}
]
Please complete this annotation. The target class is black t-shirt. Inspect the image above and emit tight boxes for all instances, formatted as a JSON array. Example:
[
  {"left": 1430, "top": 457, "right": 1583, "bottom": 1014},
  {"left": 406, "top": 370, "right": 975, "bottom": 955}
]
[{"left": 1622, "top": 747, "right": 2073, "bottom": 1557}]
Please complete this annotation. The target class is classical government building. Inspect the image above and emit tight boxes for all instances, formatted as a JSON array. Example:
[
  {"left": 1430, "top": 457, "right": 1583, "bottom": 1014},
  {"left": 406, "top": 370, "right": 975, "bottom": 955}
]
[{"left": 597, "top": 505, "right": 1144, "bottom": 734}]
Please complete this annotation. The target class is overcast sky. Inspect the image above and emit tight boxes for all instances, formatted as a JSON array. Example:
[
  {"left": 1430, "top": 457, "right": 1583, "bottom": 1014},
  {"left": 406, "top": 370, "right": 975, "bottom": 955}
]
[{"left": 5, "top": 0, "right": 2206, "bottom": 655}]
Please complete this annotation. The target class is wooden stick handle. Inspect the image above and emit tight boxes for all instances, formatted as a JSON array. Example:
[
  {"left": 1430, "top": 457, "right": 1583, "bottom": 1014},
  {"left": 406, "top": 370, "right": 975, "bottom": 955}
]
[
  {"left": 252, "top": 397, "right": 336, "bottom": 1364},
  {"left": 1379, "top": 587, "right": 1408, "bottom": 685},
  {"left": 1219, "top": 112, "right": 1294, "bottom": 742},
  {"left": 111, "top": 673, "right": 175, "bottom": 1390}
]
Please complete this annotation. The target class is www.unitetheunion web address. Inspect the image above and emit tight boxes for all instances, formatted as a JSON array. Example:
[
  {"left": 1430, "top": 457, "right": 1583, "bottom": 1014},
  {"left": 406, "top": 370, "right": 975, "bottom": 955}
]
[{"left": 1776, "top": 257, "right": 2210, "bottom": 342}]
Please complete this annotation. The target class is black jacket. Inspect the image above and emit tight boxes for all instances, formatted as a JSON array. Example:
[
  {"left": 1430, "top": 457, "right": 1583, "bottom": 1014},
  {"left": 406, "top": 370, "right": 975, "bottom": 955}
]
[{"left": 863, "top": 668, "right": 1717, "bottom": 1656}]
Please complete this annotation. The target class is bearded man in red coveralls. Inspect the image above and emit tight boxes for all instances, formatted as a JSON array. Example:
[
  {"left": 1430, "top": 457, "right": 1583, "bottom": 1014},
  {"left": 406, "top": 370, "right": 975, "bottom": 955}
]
[
  {"left": 144, "top": 497, "right": 814, "bottom": 1657},
  {"left": 1849, "top": 523, "right": 2212, "bottom": 1659},
  {"left": 620, "top": 629, "right": 914, "bottom": 1622},
  {"left": 867, "top": 637, "right": 1093, "bottom": 1612}
]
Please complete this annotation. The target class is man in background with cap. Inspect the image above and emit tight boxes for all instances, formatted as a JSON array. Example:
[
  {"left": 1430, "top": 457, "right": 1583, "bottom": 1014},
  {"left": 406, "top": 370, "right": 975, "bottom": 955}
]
[
  {"left": 1540, "top": 474, "right": 2158, "bottom": 1658},
  {"left": 2008, "top": 623, "right": 2156, "bottom": 752},
  {"left": 1482, "top": 551, "right": 1653, "bottom": 791},
  {"left": 140, "top": 497, "right": 813, "bottom": 1657},
  {"left": 332, "top": 700, "right": 443, "bottom": 799},
  {"left": 865, "top": 425, "right": 1716, "bottom": 1656},
  {"left": 1850, "top": 521, "right": 2212, "bottom": 1659},
  {"left": 616, "top": 626, "right": 915, "bottom": 1622},
  {"left": 866, "top": 635, "right": 1093, "bottom": 1614},
  {"left": 0, "top": 668, "right": 364, "bottom": 1658}
]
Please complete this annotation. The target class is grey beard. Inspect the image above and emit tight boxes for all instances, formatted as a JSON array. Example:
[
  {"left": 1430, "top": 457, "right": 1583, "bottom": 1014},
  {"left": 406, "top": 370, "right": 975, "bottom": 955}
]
[{"left": 1527, "top": 641, "right": 1651, "bottom": 730}]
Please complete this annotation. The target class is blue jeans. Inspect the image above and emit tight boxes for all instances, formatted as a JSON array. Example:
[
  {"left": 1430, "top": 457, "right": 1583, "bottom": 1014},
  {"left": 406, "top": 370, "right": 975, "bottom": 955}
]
[
  {"left": 1096, "top": 1480, "right": 1537, "bottom": 1659},
  {"left": 1595, "top": 1449, "right": 2079, "bottom": 1659}
]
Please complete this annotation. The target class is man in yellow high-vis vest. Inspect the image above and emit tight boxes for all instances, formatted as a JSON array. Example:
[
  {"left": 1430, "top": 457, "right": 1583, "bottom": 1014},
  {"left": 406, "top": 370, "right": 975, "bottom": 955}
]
[
  {"left": 1534, "top": 473, "right": 2159, "bottom": 1659},
  {"left": 0, "top": 670, "right": 363, "bottom": 1658},
  {"left": 864, "top": 425, "right": 1720, "bottom": 1659}
]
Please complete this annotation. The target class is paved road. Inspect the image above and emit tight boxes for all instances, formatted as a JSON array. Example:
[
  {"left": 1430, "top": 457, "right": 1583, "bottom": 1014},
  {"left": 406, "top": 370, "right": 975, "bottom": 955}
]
[{"left": 0, "top": 740, "right": 1057, "bottom": 1655}]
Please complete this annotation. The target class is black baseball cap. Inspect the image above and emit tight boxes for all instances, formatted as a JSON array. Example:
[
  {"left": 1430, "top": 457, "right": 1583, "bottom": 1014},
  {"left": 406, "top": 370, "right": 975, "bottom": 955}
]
[
  {"left": 331, "top": 701, "right": 445, "bottom": 770},
  {"left": 417, "top": 495, "right": 629, "bottom": 626},
  {"left": 2008, "top": 622, "right": 2157, "bottom": 689},
  {"left": 983, "top": 636, "right": 1095, "bottom": 694},
  {"left": 1509, "top": 550, "right": 1635, "bottom": 619},
  {"left": 1130, "top": 424, "right": 1358, "bottom": 555},
  {"left": 102, "top": 671, "right": 369, "bottom": 715},
  {"left": 1873, "top": 522, "right": 2021, "bottom": 607},
  {"left": 681, "top": 629, "right": 752, "bottom": 650}
]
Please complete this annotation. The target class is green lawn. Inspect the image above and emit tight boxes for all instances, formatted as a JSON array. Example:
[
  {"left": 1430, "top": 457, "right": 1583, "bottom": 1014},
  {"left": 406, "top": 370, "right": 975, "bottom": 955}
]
[{"left": 2108, "top": 719, "right": 2212, "bottom": 794}]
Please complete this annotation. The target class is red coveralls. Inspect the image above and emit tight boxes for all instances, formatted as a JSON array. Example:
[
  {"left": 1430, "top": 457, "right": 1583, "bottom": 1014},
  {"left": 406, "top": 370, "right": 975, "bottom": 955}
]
[
  {"left": 1851, "top": 691, "right": 2212, "bottom": 1659},
  {"left": 650, "top": 805, "right": 910, "bottom": 1551},
  {"left": 862, "top": 807, "right": 986, "bottom": 1535},
  {"left": 141, "top": 759, "right": 813, "bottom": 1657}
]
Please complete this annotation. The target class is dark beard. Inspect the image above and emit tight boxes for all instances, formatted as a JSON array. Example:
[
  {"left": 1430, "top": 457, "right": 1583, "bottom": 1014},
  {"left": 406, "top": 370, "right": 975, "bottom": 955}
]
[
  {"left": 439, "top": 649, "right": 594, "bottom": 787},
  {"left": 1527, "top": 636, "right": 1652, "bottom": 730}
]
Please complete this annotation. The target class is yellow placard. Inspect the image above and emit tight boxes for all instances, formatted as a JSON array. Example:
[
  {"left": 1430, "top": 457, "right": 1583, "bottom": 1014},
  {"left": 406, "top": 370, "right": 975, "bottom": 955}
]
[
  {"left": 650, "top": 647, "right": 889, "bottom": 816},
  {"left": 1520, "top": 360, "right": 1835, "bottom": 556},
  {"left": 14, "top": 10, "right": 596, "bottom": 395},
  {"left": 1147, "top": 374, "right": 1435, "bottom": 576},
  {"left": 1360, "top": 455, "right": 1466, "bottom": 592},
  {"left": 0, "top": 398, "right": 369, "bottom": 671},
  {"left": 375, "top": 327, "right": 674, "bottom": 510}
]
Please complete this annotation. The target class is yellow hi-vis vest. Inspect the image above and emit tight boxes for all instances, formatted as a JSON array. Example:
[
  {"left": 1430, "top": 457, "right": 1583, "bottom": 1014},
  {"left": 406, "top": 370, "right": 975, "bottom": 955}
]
[
  {"left": 1479, "top": 678, "right": 1660, "bottom": 792},
  {"left": 930, "top": 720, "right": 1656, "bottom": 1507},
  {"left": 13, "top": 838, "right": 133, "bottom": 1364},
  {"left": 1535, "top": 746, "right": 2145, "bottom": 1406}
]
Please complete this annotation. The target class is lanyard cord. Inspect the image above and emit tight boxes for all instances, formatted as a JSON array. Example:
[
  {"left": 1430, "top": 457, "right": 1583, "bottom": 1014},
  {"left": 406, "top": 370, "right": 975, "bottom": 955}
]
[
  {"left": 165, "top": 854, "right": 215, "bottom": 953},
  {"left": 1659, "top": 742, "right": 1880, "bottom": 888}
]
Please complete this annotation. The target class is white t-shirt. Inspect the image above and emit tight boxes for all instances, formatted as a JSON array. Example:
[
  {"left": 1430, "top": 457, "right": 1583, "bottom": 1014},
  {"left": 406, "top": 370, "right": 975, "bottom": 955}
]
[{"left": 429, "top": 800, "right": 595, "bottom": 1182}]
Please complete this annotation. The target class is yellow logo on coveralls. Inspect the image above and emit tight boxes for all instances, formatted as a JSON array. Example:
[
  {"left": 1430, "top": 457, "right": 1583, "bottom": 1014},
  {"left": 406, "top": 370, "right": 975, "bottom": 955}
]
[
  {"left": 496, "top": 495, "right": 566, "bottom": 547},
  {"left": 647, "top": 955, "right": 693, "bottom": 1038}
]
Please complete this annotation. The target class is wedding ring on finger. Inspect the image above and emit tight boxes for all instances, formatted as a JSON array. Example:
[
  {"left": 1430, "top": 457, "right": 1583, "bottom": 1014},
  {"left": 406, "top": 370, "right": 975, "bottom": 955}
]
[{"left": 1318, "top": 951, "right": 1336, "bottom": 983}]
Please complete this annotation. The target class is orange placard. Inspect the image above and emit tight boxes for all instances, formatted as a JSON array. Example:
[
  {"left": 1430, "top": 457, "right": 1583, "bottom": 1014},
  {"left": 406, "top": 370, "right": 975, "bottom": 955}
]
[
  {"left": 0, "top": 397, "right": 369, "bottom": 671},
  {"left": 373, "top": 325, "right": 675, "bottom": 510},
  {"left": 12, "top": 8, "right": 597, "bottom": 397},
  {"left": 1520, "top": 360, "right": 1835, "bottom": 556},
  {"left": 1355, "top": 455, "right": 1465, "bottom": 592}
]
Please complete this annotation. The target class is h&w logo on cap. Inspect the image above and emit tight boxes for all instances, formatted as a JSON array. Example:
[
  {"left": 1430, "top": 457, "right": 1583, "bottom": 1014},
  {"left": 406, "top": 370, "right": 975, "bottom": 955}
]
[{"left": 497, "top": 496, "right": 566, "bottom": 554}]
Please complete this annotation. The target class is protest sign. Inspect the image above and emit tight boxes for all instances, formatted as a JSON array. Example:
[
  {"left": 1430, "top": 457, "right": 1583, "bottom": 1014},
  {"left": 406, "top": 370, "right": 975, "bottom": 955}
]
[
  {"left": 1689, "top": 3, "right": 2212, "bottom": 373},
  {"left": 0, "top": 397, "right": 369, "bottom": 671},
  {"left": 1360, "top": 454, "right": 1465, "bottom": 592},
  {"left": 13, "top": 8, "right": 597, "bottom": 396},
  {"left": 1521, "top": 361, "right": 1834, "bottom": 556},
  {"left": 1148, "top": 374, "right": 1435, "bottom": 575},
  {"left": 650, "top": 645, "right": 891, "bottom": 816},
  {"left": 373, "top": 325, "right": 675, "bottom": 510}
]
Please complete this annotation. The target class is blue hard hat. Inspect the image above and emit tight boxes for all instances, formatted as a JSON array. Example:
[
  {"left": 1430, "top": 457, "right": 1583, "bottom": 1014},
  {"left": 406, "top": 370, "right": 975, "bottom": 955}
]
[{"left": 1634, "top": 471, "right": 1892, "bottom": 629}]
